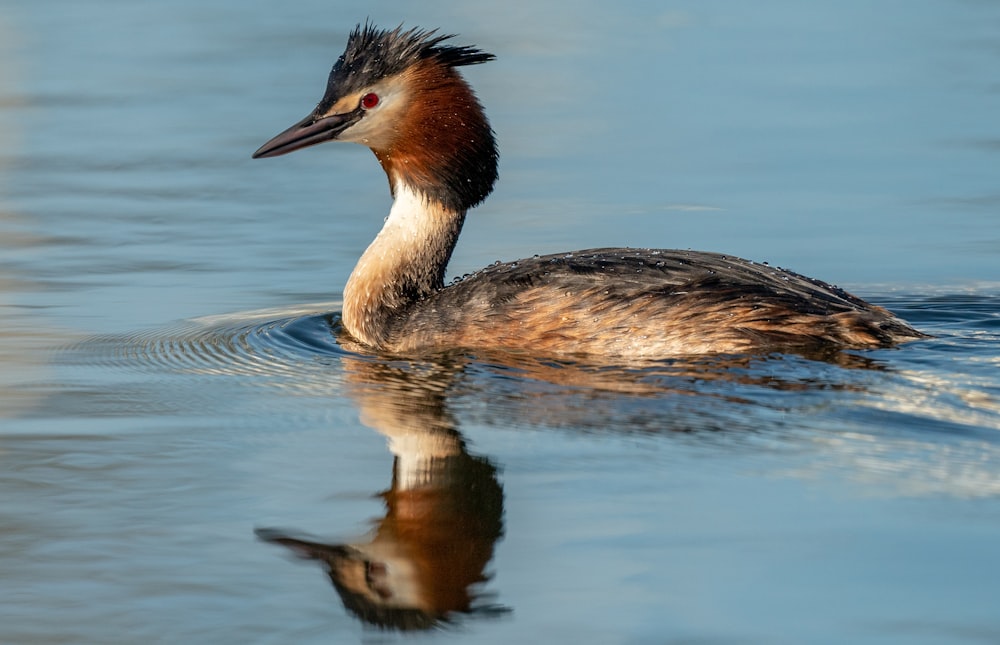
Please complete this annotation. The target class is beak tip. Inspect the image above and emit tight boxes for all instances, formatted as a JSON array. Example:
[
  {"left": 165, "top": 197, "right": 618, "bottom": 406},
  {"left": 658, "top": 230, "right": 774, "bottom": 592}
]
[{"left": 251, "top": 141, "right": 282, "bottom": 159}]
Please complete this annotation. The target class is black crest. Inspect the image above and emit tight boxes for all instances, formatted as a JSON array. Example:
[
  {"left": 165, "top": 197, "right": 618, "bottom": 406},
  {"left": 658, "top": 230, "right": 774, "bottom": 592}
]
[{"left": 325, "top": 23, "right": 495, "bottom": 97}]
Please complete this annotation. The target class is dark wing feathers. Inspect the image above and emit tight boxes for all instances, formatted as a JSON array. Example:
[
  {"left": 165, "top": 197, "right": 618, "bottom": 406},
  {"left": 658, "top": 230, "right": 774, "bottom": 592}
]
[{"left": 393, "top": 248, "right": 925, "bottom": 354}]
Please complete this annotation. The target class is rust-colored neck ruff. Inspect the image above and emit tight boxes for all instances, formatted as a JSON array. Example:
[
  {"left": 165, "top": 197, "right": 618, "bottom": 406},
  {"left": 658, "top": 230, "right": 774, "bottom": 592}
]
[
  {"left": 371, "top": 60, "right": 497, "bottom": 214},
  {"left": 342, "top": 183, "right": 464, "bottom": 348},
  {"left": 342, "top": 60, "right": 495, "bottom": 349}
]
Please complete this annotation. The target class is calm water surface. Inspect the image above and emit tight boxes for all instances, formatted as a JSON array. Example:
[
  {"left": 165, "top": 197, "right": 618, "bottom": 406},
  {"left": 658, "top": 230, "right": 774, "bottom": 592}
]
[{"left": 2, "top": 1, "right": 999, "bottom": 643}]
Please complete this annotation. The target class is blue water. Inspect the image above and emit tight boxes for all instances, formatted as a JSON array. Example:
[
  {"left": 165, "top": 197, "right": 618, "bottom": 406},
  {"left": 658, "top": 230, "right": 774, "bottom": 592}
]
[{"left": 2, "top": 1, "right": 999, "bottom": 643}]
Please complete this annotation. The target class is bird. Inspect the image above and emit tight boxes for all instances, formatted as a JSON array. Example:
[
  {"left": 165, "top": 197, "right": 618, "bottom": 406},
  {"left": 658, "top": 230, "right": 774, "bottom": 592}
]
[{"left": 252, "top": 23, "right": 926, "bottom": 358}]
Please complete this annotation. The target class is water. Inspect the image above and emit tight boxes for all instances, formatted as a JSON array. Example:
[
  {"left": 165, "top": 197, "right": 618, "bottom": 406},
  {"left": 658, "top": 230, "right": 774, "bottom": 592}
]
[{"left": 2, "top": 1, "right": 999, "bottom": 643}]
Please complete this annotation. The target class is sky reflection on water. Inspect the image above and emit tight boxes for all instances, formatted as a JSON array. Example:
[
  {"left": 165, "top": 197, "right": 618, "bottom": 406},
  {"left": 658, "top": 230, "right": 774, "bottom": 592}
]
[{"left": 1, "top": 1, "right": 1000, "bottom": 643}]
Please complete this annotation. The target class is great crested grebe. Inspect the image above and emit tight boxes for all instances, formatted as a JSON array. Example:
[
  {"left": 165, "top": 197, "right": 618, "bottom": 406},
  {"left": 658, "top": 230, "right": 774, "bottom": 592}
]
[{"left": 253, "top": 24, "right": 926, "bottom": 358}]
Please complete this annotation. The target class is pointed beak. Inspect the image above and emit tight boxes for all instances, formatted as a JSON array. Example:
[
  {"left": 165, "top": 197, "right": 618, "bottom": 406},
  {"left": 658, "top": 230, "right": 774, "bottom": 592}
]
[{"left": 252, "top": 111, "right": 358, "bottom": 159}]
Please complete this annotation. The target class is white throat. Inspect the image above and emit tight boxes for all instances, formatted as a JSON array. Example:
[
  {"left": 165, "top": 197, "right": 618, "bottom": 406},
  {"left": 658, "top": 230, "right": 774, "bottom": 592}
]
[
  {"left": 341, "top": 181, "right": 464, "bottom": 348},
  {"left": 381, "top": 182, "right": 432, "bottom": 241}
]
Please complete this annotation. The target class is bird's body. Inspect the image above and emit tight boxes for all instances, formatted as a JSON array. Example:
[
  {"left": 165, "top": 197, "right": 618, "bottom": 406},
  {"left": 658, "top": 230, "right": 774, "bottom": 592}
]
[
  {"left": 380, "top": 247, "right": 922, "bottom": 357},
  {"left": 254, "top": 24, "right": 926, "bottom": 358}
]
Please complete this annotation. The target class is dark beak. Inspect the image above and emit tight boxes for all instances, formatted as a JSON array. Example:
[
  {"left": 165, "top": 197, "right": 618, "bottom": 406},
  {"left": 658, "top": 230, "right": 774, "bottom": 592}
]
[{"left": 252, "top": 111, "right": 357, "bottom": 159}]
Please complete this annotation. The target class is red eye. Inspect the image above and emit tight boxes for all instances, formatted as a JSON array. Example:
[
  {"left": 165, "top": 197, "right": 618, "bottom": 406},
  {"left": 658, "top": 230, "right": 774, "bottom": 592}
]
[{"left": 361, "top": 93, "right": 379, "bottom": 109}]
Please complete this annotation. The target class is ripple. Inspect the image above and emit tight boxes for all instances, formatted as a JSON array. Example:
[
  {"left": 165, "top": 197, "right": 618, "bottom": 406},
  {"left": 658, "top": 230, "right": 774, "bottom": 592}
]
[
  {"left": 68, "top": 303, "right": 352, "bottom": 382},
  {"left": 61, "top": 293, "right": 1000, "bottom": 434},
  {"left": 52, "top": 292, "right": 1000, "bottom": 498}
]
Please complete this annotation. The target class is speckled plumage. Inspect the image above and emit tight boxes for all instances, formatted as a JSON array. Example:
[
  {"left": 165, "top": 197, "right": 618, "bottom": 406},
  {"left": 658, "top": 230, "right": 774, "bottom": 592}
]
[{"left": 384, "top": 249, "right": 926, "bottom": 357}]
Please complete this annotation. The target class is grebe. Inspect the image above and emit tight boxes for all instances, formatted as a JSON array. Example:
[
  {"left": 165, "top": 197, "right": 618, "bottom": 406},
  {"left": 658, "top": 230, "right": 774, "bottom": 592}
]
[{"left": 253, "top": 24, "right": 926, "bottom": 358}]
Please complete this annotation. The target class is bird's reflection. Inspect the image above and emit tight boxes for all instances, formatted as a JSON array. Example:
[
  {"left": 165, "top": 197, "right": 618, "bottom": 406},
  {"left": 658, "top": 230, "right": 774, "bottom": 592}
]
[
  {"left": 257, "top": 355, "right": 504, "bottom": 631},
  {"left": 257, "top": 323, "right": 898, "bottom": 629}
]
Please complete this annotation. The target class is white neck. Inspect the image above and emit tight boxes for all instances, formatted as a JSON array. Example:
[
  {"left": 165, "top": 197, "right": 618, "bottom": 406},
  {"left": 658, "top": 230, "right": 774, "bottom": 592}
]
[{"left": 342, "top": 183, "right": 464, "bottom": 348}]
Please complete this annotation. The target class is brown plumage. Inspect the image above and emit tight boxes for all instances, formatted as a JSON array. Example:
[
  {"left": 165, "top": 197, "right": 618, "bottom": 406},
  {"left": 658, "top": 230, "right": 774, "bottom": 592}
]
[{"left": 253, "top": 24, "right": 927, "bottom": 358}]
